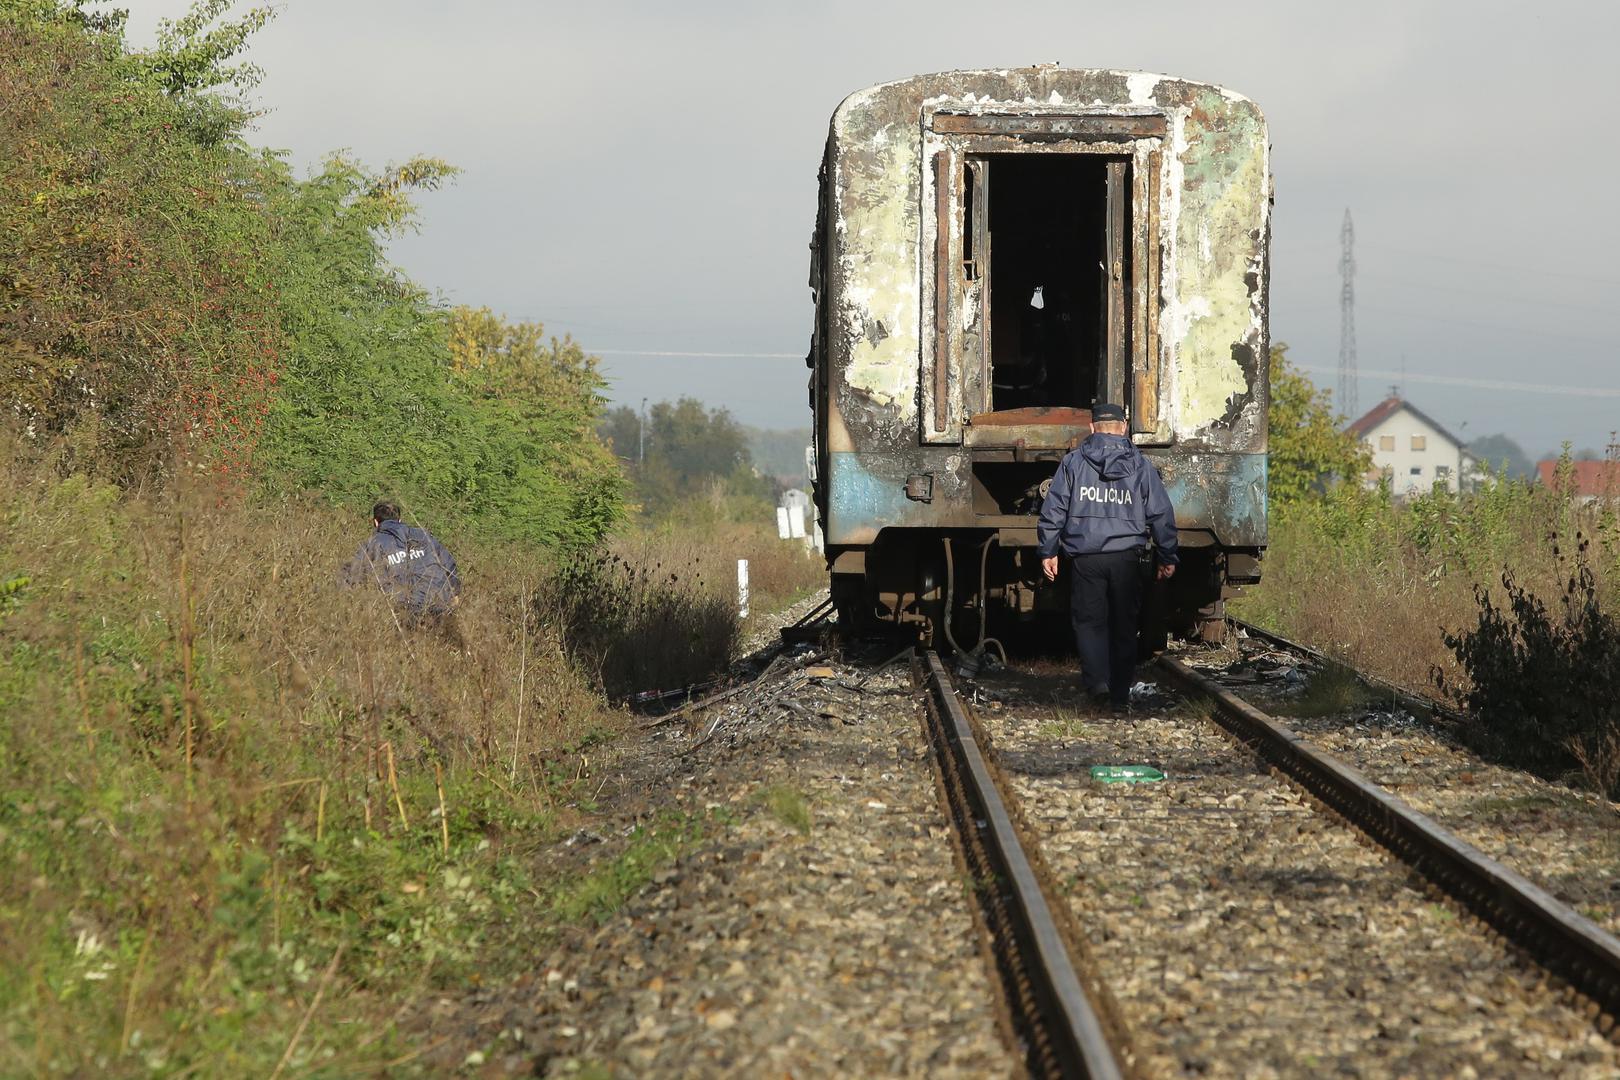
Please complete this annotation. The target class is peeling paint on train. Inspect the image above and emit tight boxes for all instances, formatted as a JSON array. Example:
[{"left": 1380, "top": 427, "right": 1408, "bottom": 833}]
[
  {"left": 824, "top": 68, "right": 1268, "bottom": 452},
  {"left": 816, "top": 65, "right": 1270, "bottom": 615}
]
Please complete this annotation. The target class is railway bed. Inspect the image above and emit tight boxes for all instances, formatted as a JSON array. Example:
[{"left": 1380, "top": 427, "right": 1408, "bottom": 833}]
[
  {"left": 914, "top": 636, "right": 1620, "bottom": 1077},
  {"left": 1215, "top": 623, "right": 1620, "bottom": 939}
]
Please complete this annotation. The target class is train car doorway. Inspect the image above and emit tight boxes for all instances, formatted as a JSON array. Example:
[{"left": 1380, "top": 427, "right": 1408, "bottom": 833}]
[{"left": 968, "top": 153, "right": 1133, "bottom": 415}]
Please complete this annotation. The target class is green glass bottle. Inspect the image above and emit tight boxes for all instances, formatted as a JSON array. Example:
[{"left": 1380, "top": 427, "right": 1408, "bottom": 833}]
[{"left": 1089, "top": 765, "right": 1165, "bottom": 783}]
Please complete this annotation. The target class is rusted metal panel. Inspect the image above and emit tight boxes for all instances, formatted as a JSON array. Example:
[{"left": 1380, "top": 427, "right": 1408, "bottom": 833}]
[
  {"left": 932, "top": 112, "right": 1167, "bottom": 138},
  {"left": 1150, "top": 451, "right": 1267, "bottom": 547},
  {"left": 968, "top": 406, "right": 1092, "bottom": 427},
  {"left": 1131, "top": 145, "right": 1163, "bottom": 436},
  {"left": 1104, "top": 159, "right": 1128, "bottom": 407},
  {"left": 964, "top": 406, "right": 1091, "bottom": 451},
  {"left": 932, "top": 151, "right": 951, "bottom": 435},
  {"left": 821, "top": 447, "right": 1262, "bottom": 547},
  {"left": 964, "top": 426, "right": 1083, "bottom": 451}
]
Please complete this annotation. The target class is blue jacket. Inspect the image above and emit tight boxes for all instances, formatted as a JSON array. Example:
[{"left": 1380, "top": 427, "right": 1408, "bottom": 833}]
[
  {"left": 1036, "top": 434, "right": 1179, "bottom": 563},
  {"left": 341, "top": 519, "right": 461, "bottom": 616}
]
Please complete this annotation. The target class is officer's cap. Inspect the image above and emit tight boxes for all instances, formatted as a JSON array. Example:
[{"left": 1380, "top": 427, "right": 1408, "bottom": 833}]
[{"left": 1091, "top": 402, "right": 1126, "bottom": 423}]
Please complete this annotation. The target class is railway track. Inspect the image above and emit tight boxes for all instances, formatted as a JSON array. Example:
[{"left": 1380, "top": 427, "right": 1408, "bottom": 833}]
[
  {"left": 913, "top": 639, "right": 1620, "bottom": 1077},
  {"left": 1224, "top": 615, "right": 1463, "bottom": 727},
  {"left": 917, "top": 649, "right": 1129, "bottom": 1079}
]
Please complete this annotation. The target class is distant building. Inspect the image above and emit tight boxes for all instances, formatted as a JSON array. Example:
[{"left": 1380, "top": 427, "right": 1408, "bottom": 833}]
[
  {"left": 1533, "top": 459, "right": 1620, "bottom": 503},
  {"left": 1346, "top": 395, "right": 1478, "bottom": 496}
]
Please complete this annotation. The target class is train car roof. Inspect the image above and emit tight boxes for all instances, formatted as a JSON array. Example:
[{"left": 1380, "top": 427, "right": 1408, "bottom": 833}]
[{"left": 830, "top": 67, "right": 1262, "bottom": 130}]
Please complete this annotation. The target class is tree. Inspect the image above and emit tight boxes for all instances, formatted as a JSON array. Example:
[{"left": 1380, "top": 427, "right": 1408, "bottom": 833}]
[
  {"left": 1466, "top": 433, "right": 1533, "bottom": 479},
  {"left": 1267, "top": 343, "right": 1373, "bottom": 508},
  {"left": 602, "top": 397, "right": 775, "bottom": 519},
  {"left": 1, "top": 1, "right": 624, "bottom": 552},
  {"left": 0, "top": 1, "right": 286, "bottom": 479},
  {"left": 443, "top": 307, "right": 623, "bottom": 548},
  {"left": 597, "top": 405, "right": 640, "bottom": 463},
  {"left": 646, "top": 398, "right": 751, "bottom": 484}
]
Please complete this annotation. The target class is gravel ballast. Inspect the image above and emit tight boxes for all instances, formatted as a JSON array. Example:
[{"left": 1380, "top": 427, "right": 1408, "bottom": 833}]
[
  {"left": 1208, "top": 631, "right": 1620, "bottom": 938},
  {"left": 971, "top": 658, "right": 1620, "bottom": 1078},
  {"left": 419, "top": 635, "right": 1014, "bottom": 1078}
]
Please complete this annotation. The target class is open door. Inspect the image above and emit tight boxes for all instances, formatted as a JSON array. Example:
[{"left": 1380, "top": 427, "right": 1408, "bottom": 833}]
[{"left": 924, "top": 112, "right": 1167, "bottom": 448}]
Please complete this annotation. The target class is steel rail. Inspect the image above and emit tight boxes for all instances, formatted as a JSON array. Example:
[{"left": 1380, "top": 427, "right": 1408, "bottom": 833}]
[
  {"left": 917, "top": 649, "right": 1128, "bottom": 1080},
  {"left": 1159, "top": 653, "right": 1620, "bottom": 1023},
  {"left": 1225, "top": 615, "right": 1462, "bottom": 726}
]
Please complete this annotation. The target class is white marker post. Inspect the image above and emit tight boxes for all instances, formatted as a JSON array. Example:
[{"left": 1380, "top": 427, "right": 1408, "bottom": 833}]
[
  {"left": 787, "top": 504, "right": 805, "bottom": 539},
  {"left": 737, "top": 558, "right": 750, "bottom": 620},
  {"left": 776, "top": 506, "right": 790, "bottom": 539}
]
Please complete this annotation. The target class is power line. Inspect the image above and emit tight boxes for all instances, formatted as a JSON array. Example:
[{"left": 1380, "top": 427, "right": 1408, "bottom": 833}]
[{"left": 1293, "top": 362, "right": 1620, "bottom": 399}]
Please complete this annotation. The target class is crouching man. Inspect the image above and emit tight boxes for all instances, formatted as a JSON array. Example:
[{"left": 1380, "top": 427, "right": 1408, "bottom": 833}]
[
  {"left": 340, "top": 499, "right": 462, "bottom": 626},
  {"left": 1036, "top": 403, "right": 1178, "bottom": 709}
]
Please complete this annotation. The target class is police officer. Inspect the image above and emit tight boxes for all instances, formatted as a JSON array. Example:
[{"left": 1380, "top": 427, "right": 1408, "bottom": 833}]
[
  {"left": 340, "top": 500, "right": 462, "bottom": 624},
  {"left": 1036, "top": 404, "right": 1178, "bottom": 709}
]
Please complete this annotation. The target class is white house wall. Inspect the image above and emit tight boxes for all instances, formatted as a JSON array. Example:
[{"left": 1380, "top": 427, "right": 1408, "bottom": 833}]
[{"left": 1361, "top": 407, "right": 1469, "bottom": 495}]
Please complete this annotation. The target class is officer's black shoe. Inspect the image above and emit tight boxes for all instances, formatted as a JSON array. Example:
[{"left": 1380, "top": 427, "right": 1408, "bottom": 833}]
[{"left": 1084, "top": 688, "right": 1112, "bottom": 710}]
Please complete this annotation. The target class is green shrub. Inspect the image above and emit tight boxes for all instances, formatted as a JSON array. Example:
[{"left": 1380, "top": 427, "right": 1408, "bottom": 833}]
[{"left": 1, "top": 1, "right": 623, "bottom": 552}]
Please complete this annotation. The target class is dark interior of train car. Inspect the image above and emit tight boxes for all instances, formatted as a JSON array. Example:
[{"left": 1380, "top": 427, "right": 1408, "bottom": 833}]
[{"left": 976, "top": 154, "right": 1127, "bottom": 412}]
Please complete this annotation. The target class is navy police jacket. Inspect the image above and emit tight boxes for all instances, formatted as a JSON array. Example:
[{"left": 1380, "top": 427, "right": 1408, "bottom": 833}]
[
  {"left": 1036, "top": 434, "right": 1179, "bottom": 564},
  {"left": 341, "top": 519, "right": 462, "bottom": 616}
]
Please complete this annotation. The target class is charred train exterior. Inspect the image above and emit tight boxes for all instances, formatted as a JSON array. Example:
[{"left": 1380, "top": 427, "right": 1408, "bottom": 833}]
[{"left": 807, "top": 69, "right": 1269, "bottom": 638}]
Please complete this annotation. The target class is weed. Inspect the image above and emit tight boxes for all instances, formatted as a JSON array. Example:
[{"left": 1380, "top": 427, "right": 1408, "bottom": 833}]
[
  {"left": 548, "top": 814, "right": 708, "bottom": 925},
  {"left": 1037, "top": 709, "right": 1090, "bottom": 740},
  {"left": 1439, "top": 539, "right": 1620, "bottom": 795},
  {"left": 1171, "top": 695, "right": 1217, "bottom": 722},
  {"left": 0, "top": 574, "right": 25, "bottom": 627},
  {"left": 756, "top": 784, "right": 812, "bottom": 835},
  {"left": 1289, "top": 662, "right": 1370, "bottom": 718},
  {"left": 1237, "top": 453, "right": 1620, "bottom": 794}
]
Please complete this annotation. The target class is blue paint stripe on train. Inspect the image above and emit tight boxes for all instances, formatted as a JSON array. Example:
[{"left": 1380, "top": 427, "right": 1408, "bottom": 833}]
[{"left": 824, "top": 450, "right": 1266, "bottom": 547}]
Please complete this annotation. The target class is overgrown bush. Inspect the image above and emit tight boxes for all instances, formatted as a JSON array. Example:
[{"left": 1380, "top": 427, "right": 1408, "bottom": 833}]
[
  {"left": 1439, "top": 537, "right": 1620, "bottom": 796},
  {"left": 544, "top": 551, "right": 740, "bottom": 699},
  {"left": 1239, "top": 437, "right": 1620, "bottom": 798},
  {"left": 1, "top": 0, "right": 622, "bottom": 550},
  {"left": 541, "top": 512, "right": 827, "bottom": 699}
]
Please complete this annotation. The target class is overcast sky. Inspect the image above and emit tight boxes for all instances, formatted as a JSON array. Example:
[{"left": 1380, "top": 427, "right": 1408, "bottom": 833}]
[{"left": 116, "top": 0, "right": 1618, "bottom": 456}]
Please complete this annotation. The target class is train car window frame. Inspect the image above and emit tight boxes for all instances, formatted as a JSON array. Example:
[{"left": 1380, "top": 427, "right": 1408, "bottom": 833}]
[{"left": 919, "top": 110, "right": 1167, "bottom": 447}]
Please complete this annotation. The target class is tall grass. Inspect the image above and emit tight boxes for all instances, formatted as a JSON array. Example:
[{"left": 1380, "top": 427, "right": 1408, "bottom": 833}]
[
  {"left": 0, "top": 431, "right": 793, "bottom": 1074},
  {"left": 1237, "top": 457, "right": 1620, "bottom": 793},
  {"left": 0, "top": 431, "right": 828, "bottom": 1073}
]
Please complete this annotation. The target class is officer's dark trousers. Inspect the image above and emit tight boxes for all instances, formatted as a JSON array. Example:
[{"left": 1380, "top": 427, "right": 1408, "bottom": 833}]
[{"left": 1068, "top": 549, "right": 1144, "bottom": 704}]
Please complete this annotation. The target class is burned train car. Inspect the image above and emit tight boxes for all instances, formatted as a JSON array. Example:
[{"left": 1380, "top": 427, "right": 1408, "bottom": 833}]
[{"left": 807, "top": 68, "right": 1269, "bottom": 640}]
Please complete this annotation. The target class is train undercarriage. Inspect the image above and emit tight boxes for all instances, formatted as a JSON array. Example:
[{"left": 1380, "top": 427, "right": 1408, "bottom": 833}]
[{"left": 828, "top": 529, "right": 1259, "bottom": 649}]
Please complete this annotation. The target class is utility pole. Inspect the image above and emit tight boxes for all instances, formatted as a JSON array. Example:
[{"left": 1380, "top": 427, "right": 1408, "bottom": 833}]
[
  {"left": 638, "top": 397, "right": 647, "bottom": 465},
  {"left": 1339, "top": 209, "right": 1359, "bottom": 419}
]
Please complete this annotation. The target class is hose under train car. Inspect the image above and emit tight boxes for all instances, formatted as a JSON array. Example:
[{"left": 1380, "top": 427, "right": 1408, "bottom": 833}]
[{"left": 941, "top": 537, "right": 1007, "bottom": 668}]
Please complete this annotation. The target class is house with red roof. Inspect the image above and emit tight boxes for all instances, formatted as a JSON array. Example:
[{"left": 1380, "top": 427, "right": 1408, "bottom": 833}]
[
  {"left": 1346, "top": 395, "right": 1478, "bottom": 496},
  {"left": 1533, "top": 459, "right": 1620, "bottom": 503}
]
